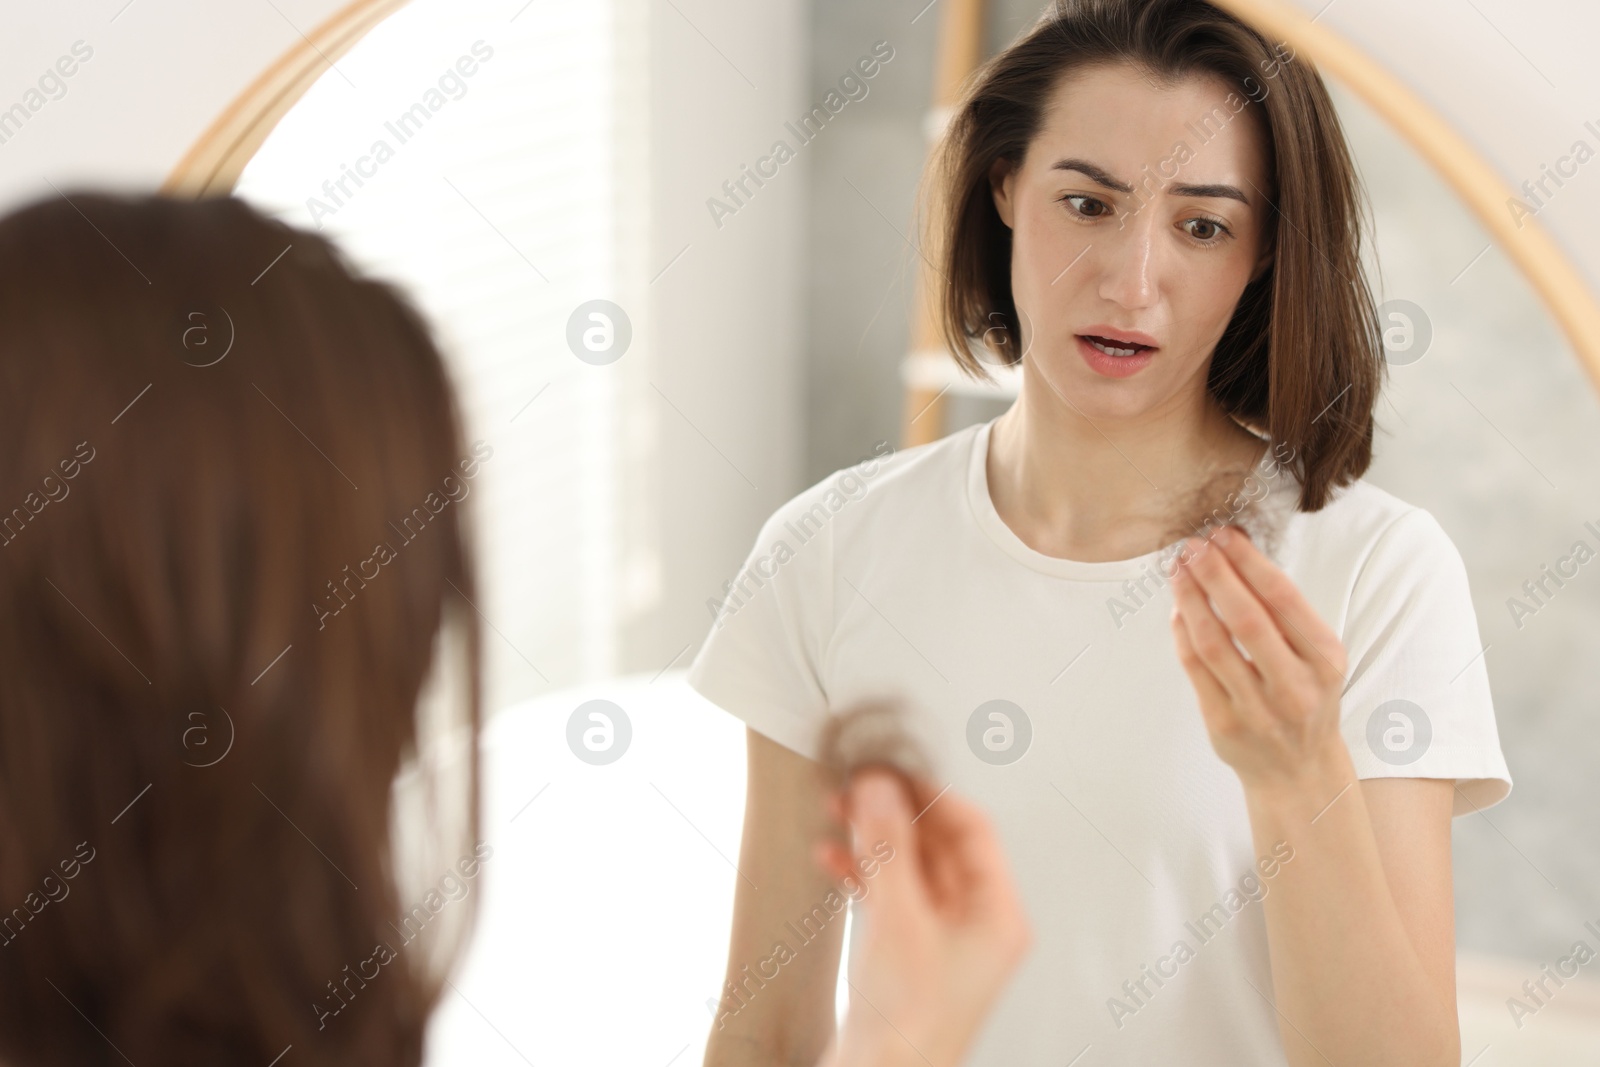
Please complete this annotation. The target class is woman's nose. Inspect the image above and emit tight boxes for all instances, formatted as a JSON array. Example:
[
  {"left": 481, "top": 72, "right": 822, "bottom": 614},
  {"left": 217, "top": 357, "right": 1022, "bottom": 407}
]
[{"left": 1096, "top": 219, "right": 1160, "bottom": 310}]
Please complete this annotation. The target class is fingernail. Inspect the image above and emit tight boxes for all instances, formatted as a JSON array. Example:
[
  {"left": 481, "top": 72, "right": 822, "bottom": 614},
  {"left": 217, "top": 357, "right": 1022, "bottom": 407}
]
[{"left": 856, "top": 775, "right": 898, "bottom": 819}]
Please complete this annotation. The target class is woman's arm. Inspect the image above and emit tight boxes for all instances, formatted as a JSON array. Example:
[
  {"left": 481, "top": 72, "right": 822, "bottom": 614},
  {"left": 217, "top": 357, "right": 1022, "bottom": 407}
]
[
  {"left": 1243, "top": 757, "right": 1459, "bottom": 1066},
  {"left": 1170, "top": 526, "right": 1460, "bottom": 1066},
  {"left": 704, "top": 728, "right": 847, "bottom": 1067}
]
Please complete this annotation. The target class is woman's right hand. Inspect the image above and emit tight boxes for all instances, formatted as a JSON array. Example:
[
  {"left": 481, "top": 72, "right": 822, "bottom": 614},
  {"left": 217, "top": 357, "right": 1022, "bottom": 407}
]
[{"left": 813, "top": 770, "right": 1031, "bottom": 1067}]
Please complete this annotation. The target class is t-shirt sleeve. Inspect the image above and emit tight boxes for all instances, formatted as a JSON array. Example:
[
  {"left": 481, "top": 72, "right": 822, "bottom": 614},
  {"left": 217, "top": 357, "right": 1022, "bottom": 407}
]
[
  {"left": 684, "top": 489, "right": 835, "bottom": 761},
  {"left": 1337, "top": 506, "right": 1513, "bottom": 816}
]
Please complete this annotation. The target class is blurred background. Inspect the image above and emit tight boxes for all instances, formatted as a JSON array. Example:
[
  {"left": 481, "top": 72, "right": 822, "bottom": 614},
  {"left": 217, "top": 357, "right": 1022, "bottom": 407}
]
[{"left": 5, "top": 0, "right": 1600, "bottom": 1063}]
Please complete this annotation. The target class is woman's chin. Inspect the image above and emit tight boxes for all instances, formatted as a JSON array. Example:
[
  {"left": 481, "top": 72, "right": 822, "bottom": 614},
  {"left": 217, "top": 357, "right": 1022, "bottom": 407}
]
[{"left": 1029, "top": 361, "right": 1166, "bottom": 422}]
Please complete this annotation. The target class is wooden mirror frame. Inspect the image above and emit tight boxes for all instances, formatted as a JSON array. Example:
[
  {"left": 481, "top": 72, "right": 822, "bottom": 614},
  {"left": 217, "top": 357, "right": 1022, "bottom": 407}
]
[{"left": 163, "top": 0, "right": 412, "bottom": 199}]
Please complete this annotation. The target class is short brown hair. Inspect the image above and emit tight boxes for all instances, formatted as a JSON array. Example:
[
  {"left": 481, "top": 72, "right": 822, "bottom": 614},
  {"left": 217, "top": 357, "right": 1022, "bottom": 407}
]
[
  {"left": 920, "top": 0, "right": 1382, "bottom": 510},
  {"left": 0, "top": 193, "right": 481, "bottom": 1065}
]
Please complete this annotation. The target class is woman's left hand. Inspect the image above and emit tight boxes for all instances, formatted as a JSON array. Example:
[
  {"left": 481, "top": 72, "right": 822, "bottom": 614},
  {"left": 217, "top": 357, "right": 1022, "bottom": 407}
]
[{"left": 1168, "top": 525, "right": 1351, "bottom": 792}]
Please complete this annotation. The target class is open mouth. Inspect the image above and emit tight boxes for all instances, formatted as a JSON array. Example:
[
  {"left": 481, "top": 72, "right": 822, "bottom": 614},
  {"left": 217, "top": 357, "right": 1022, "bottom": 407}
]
[{"left": 1081, "top": 334, "right": 1155, "bottom": 358}]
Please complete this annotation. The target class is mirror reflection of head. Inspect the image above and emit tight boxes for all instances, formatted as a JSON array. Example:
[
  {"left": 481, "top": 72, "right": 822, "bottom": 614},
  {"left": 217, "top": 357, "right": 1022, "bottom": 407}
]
[
  {"left": 928, "top": 0, "right": 1378, "bottom": 513},
  {"left": 0, "top": 192, "right": 483, "bottom": 1064}
]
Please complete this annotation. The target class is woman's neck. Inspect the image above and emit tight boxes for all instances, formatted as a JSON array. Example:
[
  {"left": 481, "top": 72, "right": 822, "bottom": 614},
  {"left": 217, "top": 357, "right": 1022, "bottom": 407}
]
[{"left": 986, "top": 368, "right": 1267, "bottom": 563}]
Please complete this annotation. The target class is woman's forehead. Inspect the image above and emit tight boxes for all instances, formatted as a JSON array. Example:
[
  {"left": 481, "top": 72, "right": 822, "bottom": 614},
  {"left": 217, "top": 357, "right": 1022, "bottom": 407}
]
[{"left": 1029, "top": 61, "right": 1270, "bottom": 188}]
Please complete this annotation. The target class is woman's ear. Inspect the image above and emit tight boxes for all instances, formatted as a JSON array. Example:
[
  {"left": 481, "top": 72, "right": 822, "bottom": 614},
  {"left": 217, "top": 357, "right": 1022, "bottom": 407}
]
[{"left": 989, "top": 158, "right": 1016, "bottom": 230}]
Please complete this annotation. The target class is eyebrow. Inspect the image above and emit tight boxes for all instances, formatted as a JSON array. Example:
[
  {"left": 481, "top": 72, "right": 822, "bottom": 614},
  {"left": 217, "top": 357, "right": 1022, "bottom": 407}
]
[{"left": 1049, "top": 157, "right": 1251, "bottom": 206}]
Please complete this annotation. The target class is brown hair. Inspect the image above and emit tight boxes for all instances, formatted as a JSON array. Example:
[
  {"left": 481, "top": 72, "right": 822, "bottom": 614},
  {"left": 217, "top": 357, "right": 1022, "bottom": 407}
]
[
  {"left": 0, "top": 192, "right": 482, "bottom": 1065},
  {"left": 920, "top": 0, "right": 1382, "bottom": 510}
]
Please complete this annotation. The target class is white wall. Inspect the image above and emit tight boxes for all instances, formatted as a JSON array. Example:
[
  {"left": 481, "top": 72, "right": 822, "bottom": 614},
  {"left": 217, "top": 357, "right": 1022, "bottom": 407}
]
[
  {"left": 636, "top": 0, "right": 810, "bottom": 675},
  {"left": 0, "top": 0, "right": 353, "bottom": 210},
  {"left": 1297, "top": 0, "right": 1600, "bottom": 303}
]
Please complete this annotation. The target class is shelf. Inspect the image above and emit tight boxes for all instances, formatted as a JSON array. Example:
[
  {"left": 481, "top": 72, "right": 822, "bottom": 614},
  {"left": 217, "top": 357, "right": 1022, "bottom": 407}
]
[{"left": 900, "top": 348, "right": 1022, "bottom": 399}]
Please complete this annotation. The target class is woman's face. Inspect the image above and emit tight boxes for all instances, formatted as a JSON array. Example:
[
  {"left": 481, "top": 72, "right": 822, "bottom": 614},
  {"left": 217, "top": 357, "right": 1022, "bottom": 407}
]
[{"left": 990, "top": 61, "right": 1274, "bottom": 422}]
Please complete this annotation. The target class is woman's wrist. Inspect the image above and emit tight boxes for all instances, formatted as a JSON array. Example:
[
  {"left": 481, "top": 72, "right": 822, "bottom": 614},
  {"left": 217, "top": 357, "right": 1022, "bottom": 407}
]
[{"left": 1239, "top": 735, "right": 1358, "bottom": 821}]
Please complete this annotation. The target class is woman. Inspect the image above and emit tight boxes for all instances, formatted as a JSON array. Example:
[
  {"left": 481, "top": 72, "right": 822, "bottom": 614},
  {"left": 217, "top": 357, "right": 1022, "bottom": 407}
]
[
  {"left": 689, "top": 1, "right": 1511, "bottom": 1064},
  {"left": 0, "top": 193, "right": 1026, "bottom": 1067}
]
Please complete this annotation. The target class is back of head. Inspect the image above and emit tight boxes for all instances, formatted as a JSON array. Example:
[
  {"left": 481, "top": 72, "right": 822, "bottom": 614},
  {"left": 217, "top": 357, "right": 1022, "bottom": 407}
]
[{"left": 0, "top": 192, "right": 481, "bottom": 1065}]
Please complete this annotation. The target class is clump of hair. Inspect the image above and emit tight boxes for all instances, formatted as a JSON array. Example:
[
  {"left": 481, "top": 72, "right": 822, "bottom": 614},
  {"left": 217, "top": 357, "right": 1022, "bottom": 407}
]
[
  {"left": 1158, "top": 442, "right": 1300, "bottom": 572},
  {"left": 816, "top": 696, "right": 936, "bottom": 794}
]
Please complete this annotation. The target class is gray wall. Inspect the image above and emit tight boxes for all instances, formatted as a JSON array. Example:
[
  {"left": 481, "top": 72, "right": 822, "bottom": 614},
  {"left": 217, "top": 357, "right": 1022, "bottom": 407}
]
[{"left": 801, "top": 1, "right": 944, "bottom": 484}]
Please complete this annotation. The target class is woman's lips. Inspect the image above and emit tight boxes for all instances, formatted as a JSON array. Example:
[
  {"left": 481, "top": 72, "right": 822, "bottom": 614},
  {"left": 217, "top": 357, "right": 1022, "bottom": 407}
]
[
  {"left": 1078, "top": 324, "right": 1160, "bottom": 349},
  {"left": 1076, "top": 333, "right": 1155, "bottom": 378}
]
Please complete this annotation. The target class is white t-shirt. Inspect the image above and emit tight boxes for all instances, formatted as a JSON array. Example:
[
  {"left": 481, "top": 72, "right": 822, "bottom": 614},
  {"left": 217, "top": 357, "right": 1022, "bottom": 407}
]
[{"left": 686, "top": 416, "right": 1512, "bottom": 1066}]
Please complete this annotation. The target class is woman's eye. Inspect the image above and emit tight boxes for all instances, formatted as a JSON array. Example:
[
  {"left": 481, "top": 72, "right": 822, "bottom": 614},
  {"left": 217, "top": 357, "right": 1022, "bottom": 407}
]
[
  {"left": 1182, "top": 217, "right": 1230, "bottom": 242},
  {"left": 1062, "top": 195, "right": 1112, "bottom": 219}
]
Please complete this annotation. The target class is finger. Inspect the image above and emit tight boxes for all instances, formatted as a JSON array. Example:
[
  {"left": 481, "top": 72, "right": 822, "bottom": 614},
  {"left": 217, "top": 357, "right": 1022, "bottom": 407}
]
[
  {"left": 911, "top": 786, "right": 1024, "bottom": 923},
  {"left": 1181, "top": 531, "right": 1300, "bottom": 681},
  {"left": 903, "top": 783, "right": 976, "bottom": 912},
  {"left": 850, "top": 771, "right": 966, "bottom": 908},
  {"left": 1169, "top": 601, "right": 1238, "bottom": 735},
  {"left": 907, "top": 775, "right": 948, "bottom": 816},
  {"left": 896, "top": 779, "right": 966, "bottom": 906},
  {"left": 1171, "top": 546, "right": 1265, "bottom": 715},
  {"left": 1214, "top": 526, "right": 1347, "bottom": 681},
  {"left": 844, "top": 769, "right": 930, "bottom": 915}
]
